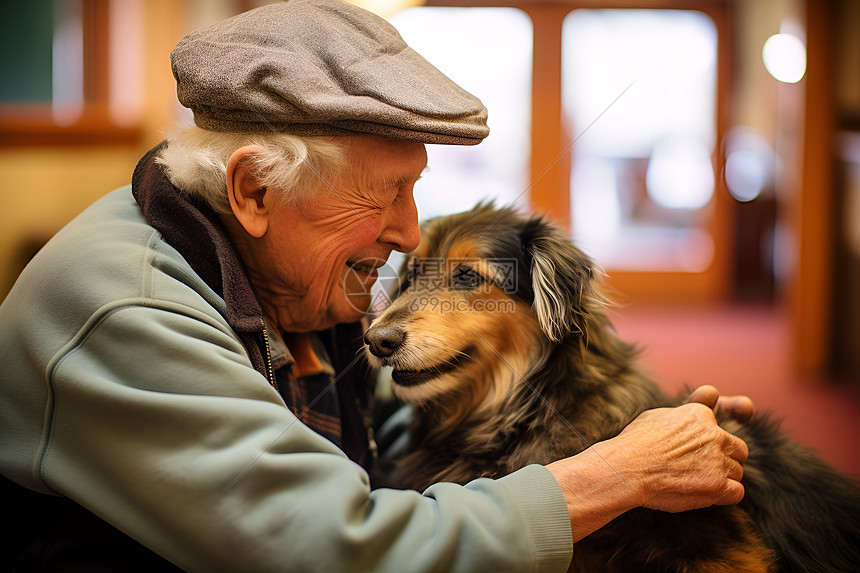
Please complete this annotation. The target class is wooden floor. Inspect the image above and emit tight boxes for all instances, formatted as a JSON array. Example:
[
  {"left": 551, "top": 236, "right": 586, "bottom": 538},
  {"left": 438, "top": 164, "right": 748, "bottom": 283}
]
[{"left": 608, "top": 303, "right": 860, "bottom": 478}]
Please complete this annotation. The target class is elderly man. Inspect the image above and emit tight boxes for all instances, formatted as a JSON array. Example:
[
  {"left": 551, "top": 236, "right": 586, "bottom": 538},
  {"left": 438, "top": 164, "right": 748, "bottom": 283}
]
[{"left": 0, "top": 1, "right": 750, "bottom": 571}]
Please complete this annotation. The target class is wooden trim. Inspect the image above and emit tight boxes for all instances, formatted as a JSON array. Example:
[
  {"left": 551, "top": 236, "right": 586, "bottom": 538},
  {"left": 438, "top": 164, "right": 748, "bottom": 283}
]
[
  {"left": 790, "top": 2, "right": 836, "bottom": 377},
  {"left": 523, "top": 2, "right": 571, "bottom": 230},
  {"left": 0, "top": 105, "right": 141, "bottom": 146},
  {"left": 598, "top": 270, "right": 727, "bottom": 306},
  {"left": 83, "top": 0, "right": 111, "bottom": 105}
]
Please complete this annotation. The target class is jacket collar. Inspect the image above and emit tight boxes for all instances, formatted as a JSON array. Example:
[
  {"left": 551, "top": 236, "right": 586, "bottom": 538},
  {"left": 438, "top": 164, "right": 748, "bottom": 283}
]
[
  {"left": 130, "top": 144, "right": 372, "bottom": 467},
  {"left": 131, "top": 142, "right": 263, "bottom": 335}
]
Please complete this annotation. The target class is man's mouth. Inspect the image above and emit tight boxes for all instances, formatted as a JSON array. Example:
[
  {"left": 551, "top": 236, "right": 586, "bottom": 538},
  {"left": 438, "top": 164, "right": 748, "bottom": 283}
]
[{"left": 347, "top": 260, "right": 380, "bottom": 276}]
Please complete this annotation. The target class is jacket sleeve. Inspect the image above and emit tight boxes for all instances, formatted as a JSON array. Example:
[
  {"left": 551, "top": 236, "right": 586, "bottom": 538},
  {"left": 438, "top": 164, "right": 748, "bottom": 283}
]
[{"left": 38, "top": 301, "right": 573, "bottom": 573}]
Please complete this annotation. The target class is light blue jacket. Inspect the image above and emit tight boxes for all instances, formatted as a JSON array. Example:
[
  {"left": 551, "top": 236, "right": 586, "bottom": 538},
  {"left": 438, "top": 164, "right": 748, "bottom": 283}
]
[{"left": 0, "top": 179, "right": 572, "bottom": 571}]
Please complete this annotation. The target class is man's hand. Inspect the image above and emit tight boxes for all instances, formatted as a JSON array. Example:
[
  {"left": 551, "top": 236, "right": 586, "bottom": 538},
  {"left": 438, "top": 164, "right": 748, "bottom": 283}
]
[
  {"left": 547, "top": 387, "right": 751, "bottom": 543},
  {"left": 617, "top": 403, "right": 749, "bottom": 513}
]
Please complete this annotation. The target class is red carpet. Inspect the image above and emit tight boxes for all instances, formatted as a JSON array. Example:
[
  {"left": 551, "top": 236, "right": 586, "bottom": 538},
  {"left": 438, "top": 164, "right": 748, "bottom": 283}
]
[{"left": 608, "top": 304, "right": 860, "bottom": 479}]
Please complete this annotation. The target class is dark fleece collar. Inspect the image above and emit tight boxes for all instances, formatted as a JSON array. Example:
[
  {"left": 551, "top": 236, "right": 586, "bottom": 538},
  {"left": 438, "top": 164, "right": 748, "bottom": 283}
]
[{"left": 131, "top": 142, "right": 263, "bottom": 335}]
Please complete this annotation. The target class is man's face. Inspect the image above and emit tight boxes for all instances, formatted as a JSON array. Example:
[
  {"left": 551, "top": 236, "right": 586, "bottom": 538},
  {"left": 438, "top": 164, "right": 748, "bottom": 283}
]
[{"left": 256, "top": 134, "right": 427, "bottom": 332}]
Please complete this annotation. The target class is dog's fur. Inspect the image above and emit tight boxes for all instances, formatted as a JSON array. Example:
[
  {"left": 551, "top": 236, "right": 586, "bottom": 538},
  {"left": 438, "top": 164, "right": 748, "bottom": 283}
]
[{"left": 364, "top": 204, "right": 860, "bottom": 573}]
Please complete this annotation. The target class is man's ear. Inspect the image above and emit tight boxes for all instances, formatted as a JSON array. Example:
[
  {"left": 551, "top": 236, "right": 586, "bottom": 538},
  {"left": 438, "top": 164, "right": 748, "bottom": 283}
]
[{"left": 227, "top": 145, "right": 269, "bottom": 238}]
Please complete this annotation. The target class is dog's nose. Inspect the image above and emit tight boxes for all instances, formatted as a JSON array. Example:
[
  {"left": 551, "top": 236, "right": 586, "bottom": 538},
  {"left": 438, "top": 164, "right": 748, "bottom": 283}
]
[{"left": 364, "top": 325, "right": 405, "bottom": 358}]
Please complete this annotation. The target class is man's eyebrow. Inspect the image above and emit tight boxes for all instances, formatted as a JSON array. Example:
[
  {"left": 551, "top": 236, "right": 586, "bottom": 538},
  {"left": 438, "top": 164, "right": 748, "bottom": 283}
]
[{"left": 385, "top": 170, "right": 425, "bottom": 188}]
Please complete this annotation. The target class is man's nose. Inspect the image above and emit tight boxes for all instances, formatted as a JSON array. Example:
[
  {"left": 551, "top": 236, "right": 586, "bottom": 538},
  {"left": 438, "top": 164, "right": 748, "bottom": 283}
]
[{"left": 379, "top": 196, "right": 420, "bottom": 253}]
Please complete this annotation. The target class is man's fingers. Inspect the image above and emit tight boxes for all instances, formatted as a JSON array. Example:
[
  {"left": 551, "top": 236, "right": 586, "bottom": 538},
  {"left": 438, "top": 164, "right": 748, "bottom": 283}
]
[
  {"left": 717, "top": 478, "right": 745, "bottom": 506},
  {"left": 715, "top": 395, "right": 755, "bottom": 423},
  {"left": 727, "top": 458, "right": 744, "bottom": 482},
  {"left": 731, "top": 433, "right": 749, "bottom": 462},
  {"left": 686, "top": 385, "right": 719, "bottom": 410}
]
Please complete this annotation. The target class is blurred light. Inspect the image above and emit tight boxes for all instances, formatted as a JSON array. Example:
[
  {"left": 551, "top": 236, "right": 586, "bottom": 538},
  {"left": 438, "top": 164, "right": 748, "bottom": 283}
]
[
  {"left": 348, "top": 0, "right": 424, "bottom": 18},
  {"left": 646, "top": 139, "right": 715, "bottom": 210},
  {"left": 676, "top": 229, "right": 715, "bottom": 273},
  {"left": 52, "top": 0, "right": 84, "bottom": 126},
  {"left": 109, "top": 0, "right": 143, "bottom": 127},
  {"left": 762, "top": 33, "right": 806, "bottom": 84},
  {"left": 839, "top": 133, "right": 860, "bottom": 257},
  {"left": 726, "top": 150, "right": 767, "bottom": 202},
  {"left": 772, "top": 222, "right": 795, "bottom": 280},
  {"left": 724, "top": 127, "right": 775, "bottom": 203}
]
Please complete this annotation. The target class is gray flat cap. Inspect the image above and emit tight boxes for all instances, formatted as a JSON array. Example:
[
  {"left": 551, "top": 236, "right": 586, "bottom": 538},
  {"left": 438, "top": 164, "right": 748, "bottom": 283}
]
[{"left": 171, "top": 0, "right": 489, "bottom": 145}]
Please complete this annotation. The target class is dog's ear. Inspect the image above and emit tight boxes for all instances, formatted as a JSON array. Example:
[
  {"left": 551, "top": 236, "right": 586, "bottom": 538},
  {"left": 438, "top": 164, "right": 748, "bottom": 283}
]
[{"left": 522, "top": 218, "right": 597, "bottom": 342}]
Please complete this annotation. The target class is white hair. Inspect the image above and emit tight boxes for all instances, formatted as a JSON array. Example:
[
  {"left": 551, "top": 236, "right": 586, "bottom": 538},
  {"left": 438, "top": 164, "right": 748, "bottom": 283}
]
[{"left": 155, "top": 127, "right": 346, "bottom": 214}]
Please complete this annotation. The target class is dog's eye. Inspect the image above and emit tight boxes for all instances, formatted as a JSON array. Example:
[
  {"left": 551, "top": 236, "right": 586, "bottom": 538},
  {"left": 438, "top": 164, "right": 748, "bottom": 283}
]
[{"left": 452, "top": 267, "right": 485, "bottom": 290}]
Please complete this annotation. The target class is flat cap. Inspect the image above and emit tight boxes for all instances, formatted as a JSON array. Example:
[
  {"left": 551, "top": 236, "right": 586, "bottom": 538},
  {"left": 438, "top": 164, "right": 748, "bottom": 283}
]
[{"left": 171, "top": 0, "right": 489, "bottom": 145}]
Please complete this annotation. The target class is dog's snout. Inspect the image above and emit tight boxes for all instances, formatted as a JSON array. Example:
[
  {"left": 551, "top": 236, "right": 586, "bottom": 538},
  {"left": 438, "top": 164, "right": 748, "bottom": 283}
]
[{"left": 364, "top": 325, "right": 405, "bottom": 358}]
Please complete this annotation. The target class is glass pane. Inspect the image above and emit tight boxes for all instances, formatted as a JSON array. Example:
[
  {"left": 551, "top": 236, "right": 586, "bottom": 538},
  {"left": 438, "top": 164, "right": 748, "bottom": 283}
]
[
  {"left": 0, "top": 0, "right": 55, "bottom": 103},
  {"left": 562, "top": 10, "right": 718, "bottom": 272},
  {"left": 389, "top": 7, "right": 533, "bottom": 221},
  {"left": 0, "top": 0, "right": 84, "bottom": 124}
]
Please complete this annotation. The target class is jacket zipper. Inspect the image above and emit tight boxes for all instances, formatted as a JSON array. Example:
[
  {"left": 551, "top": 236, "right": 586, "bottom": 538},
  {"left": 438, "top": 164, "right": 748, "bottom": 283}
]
[{"left": 260, "top": 319, "right": 278, "bottom": 391}]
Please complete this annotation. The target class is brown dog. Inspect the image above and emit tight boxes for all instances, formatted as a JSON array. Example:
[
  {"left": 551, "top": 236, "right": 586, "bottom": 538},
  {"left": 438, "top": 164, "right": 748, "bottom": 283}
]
[{"left": 365, "top": 203, "right": 860, "bottom": 572}]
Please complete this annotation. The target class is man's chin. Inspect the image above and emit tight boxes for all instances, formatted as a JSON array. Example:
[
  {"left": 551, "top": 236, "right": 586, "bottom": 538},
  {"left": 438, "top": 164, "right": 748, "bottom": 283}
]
[{"left": 333, "top": 295, "right": 371, "bottom": 325}]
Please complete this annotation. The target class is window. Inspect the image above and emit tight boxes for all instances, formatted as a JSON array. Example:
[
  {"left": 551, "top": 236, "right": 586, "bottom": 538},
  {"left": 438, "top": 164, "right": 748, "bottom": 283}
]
[
  {"left": 388, "top": 6, "right": 533, "bottom": 221},
  {"left": 562, "top": 9, "right": 719, "bottom": 272},
  {"left": 0, "top": 0, "right": 142, "bottom": 145}
]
